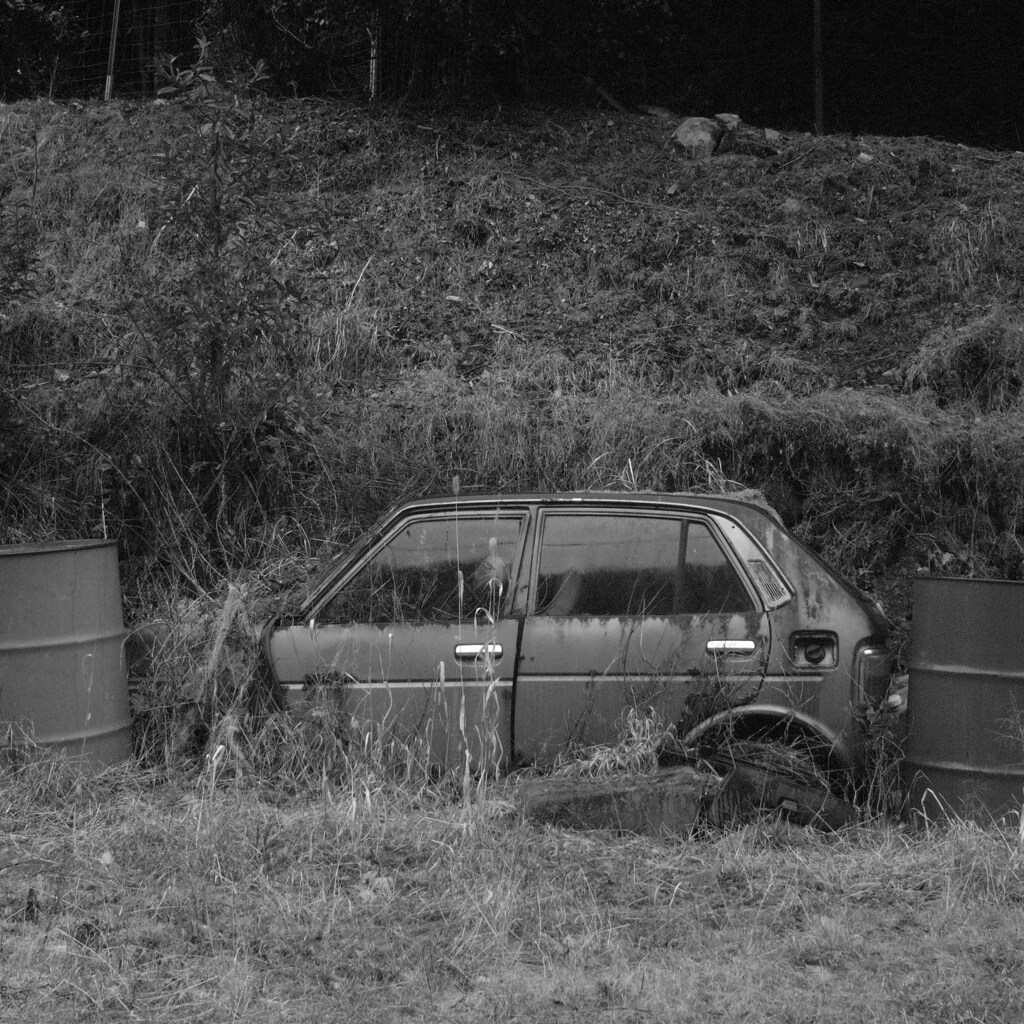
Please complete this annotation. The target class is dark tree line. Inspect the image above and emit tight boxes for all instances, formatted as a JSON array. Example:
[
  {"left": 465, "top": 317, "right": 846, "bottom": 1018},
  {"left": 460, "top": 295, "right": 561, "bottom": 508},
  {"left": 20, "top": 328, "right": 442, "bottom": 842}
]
[{"left": 3, "top": 0, "right": 1023, "bottom": 146}]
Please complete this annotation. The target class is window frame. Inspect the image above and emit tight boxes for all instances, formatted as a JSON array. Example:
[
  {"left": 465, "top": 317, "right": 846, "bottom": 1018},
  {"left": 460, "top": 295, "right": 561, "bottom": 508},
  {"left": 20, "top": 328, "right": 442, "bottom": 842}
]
[
  {"left": 311, "top": 508, "right": 530, "bottom": 627},
  {"left": 527, "top": 508, "right": 762, "bottom": 618}
]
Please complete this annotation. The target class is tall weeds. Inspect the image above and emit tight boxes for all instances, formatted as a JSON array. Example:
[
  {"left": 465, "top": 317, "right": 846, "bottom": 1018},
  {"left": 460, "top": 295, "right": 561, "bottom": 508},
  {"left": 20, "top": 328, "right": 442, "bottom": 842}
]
[{"left": 4, "top": 99, "right": 1024, "bottom": 655}]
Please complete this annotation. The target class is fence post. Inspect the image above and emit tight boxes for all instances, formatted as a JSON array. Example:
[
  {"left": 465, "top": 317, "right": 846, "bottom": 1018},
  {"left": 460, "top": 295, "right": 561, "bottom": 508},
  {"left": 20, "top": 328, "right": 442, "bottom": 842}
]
[{"left": 104, "top": 0, "right": 123, "bottom": 100}]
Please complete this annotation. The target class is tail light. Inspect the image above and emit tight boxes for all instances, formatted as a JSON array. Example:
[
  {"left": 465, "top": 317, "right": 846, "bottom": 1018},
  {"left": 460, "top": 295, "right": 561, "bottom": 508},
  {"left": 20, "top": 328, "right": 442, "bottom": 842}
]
[{"left": 853, "top": 643, "right": 890, "bottom": 701}]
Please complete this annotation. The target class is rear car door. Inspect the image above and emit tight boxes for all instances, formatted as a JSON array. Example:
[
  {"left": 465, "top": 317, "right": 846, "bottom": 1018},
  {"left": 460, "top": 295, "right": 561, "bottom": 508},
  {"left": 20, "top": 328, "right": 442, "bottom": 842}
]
[
  {"left": 268, "top": 508, "right": 526, "bottom": 771},
  {"left": 513, "top": 507, "right": 769, "bottom": 764}
]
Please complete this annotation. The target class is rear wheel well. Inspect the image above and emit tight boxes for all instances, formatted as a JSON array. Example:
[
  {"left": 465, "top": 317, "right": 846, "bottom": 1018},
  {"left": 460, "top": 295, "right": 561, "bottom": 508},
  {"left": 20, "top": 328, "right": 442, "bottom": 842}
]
[{"left": 675, "top": 709, "right": 853, "bottom": 794}]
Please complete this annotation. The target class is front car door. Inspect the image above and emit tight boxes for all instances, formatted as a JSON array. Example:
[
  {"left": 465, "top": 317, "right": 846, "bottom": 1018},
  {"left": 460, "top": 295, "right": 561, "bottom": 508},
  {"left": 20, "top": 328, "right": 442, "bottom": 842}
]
[
  {"left": 513, "top": 507, "right": 769, "bottom": 764},
  {"left": 268, "top": 507, "right": 527, "bottom": 771}
]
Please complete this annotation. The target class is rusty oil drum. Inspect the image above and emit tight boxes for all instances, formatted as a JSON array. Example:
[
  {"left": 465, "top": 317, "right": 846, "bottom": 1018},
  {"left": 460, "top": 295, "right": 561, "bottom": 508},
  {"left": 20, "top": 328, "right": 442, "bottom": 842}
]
[
  {"left": 904, "top": 576, "right": 1024, "bottom": 822},
  {"left": 0, "top": 540, "right": 132, "bottom": 766}
]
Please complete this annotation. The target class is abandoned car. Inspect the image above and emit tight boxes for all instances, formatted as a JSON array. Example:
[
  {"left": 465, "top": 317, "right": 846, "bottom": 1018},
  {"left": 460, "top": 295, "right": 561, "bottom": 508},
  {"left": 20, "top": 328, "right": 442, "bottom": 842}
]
[{"left": 264, "top": 492, "right": 892, "bottom": 787}]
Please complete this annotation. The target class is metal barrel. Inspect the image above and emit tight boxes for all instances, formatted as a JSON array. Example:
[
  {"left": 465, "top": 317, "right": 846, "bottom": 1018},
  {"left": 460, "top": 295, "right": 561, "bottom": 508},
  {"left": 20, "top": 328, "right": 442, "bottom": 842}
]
[
  {"left": 904, "top": 577, "right": 1024, "bottom": 823},
  {"left": 0, "top": 540, "right": 132, "bottom": 766}
]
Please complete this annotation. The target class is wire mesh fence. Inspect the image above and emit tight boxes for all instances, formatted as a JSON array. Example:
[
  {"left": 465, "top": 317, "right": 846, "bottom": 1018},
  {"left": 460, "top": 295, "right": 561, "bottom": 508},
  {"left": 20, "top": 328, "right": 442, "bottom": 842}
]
[
  {"left": 0, "top": 0, "right": 820, "bottom": 108},
  {"left": 1, "top": 0, "right": 378, "bottom": 100},
  {"left": 3, "top": 0, "right": 200, "bottom": 99}
]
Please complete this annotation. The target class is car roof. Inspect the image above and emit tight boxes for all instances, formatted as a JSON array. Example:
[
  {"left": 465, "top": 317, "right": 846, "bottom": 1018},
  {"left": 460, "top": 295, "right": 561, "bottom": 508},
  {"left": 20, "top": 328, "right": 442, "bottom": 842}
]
[{"left": 386, "top": 490, "right": 785, "bottom": 526}]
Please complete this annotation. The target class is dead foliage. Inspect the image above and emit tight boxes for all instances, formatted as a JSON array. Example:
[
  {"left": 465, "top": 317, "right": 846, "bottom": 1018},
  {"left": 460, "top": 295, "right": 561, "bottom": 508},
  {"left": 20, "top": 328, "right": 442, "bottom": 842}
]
[{"left": 3, "top": 99, "right": 1024, "bottom": 659}]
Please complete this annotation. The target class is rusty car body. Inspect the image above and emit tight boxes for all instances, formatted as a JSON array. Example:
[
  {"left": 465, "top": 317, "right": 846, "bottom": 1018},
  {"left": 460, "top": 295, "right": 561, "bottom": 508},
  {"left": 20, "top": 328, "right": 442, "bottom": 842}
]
[{"left": 265, "top": 493, "right": 891, "bottom": 781}]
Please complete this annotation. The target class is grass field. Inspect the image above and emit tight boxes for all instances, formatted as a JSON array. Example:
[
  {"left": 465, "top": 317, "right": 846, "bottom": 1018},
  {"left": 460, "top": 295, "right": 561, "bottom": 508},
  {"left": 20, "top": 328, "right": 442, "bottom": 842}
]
[
  {"left": 3, "top": 755, "right": 1024, "bottom": 1023},
  {"left": 5, "top": 81, "right": 1024, "bottom": 1021}
]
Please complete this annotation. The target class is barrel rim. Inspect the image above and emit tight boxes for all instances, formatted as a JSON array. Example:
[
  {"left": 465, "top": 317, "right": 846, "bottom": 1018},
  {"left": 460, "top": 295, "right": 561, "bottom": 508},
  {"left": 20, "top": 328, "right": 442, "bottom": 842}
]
[
  {"left": 914, "top": 574, "right": 1024, "bottom": 588},
  {"left": 0, "top": 539, "right": 118, "bottom": 557}
]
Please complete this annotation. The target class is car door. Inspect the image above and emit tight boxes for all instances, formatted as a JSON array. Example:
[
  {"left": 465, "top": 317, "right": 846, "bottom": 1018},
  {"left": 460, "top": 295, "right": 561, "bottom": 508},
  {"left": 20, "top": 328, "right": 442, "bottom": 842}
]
[
  {"left": 513, "top": 508, "right": 769, "bottom": 765},
  {"left": 268, "top": 508, "right": 527, "bottom": 771}
]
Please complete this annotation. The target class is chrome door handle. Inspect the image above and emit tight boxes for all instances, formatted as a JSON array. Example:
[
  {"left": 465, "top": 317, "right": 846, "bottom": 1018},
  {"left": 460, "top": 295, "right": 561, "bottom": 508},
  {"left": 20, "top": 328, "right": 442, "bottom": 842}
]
[
  {"left": 454, "top": 642, "right": 503, "bottom": 662},
  {"left": 706, "top": 639, "right": 757, "bottom": 655}
]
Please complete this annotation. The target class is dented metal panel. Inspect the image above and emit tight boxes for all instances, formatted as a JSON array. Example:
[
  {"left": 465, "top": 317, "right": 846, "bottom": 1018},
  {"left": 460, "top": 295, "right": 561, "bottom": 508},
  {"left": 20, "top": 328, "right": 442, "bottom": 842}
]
[
  {"left": 905, "top": 577, "right": 1024, "bottom": 821},
  {"left": 725, "top": 505, "right": 890, "bottom": 762},
  {"left": 269, "top": 619, "right": 516, "bottom": 770},
  {"left": 513, "top": 609, "right": 768, "bottom": 764}
]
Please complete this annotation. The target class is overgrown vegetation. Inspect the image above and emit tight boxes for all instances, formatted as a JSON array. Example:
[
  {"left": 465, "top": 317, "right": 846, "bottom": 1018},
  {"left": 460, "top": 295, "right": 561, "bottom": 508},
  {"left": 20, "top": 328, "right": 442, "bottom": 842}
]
[
  {"left": 4, "top": 82, "right": 1024, "bottom": 1019},
  {"left": 4, "top": 89, "right": 1024, "bottom": 647}
]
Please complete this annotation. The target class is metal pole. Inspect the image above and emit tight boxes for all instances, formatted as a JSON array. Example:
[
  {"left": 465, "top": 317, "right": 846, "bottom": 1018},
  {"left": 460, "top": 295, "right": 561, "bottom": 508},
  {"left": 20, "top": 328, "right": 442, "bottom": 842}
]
[
  {"left": 368, "top": 11, "right": 380, "bottom": 101},
  {"left": 813, "top": 0, "right": 824, "bottom": 134},
  {"left": 104, "top": 0, "right": 122, "bottom": 101}
]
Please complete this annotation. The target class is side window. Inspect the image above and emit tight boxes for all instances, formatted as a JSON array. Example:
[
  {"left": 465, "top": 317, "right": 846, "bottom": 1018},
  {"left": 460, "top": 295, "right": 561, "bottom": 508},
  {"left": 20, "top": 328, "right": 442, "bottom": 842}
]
[
  {"left": 319, "top": 515, "right": 522, "bottom": 625},
  {"left": 534, "top": 514, "right": 753, "bottom": 617},
  {"left": 677, "top": 522, "right": 754, "bottom": 614}
]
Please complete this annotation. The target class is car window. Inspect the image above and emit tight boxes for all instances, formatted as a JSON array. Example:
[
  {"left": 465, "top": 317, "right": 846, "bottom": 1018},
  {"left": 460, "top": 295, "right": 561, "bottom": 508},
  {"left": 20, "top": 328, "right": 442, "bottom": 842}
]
[
  {"left": 534, "top": 514, "right": 753, "bottom": 617},
  {"left": 318, "top": 515, "right": 523, "bottom": 625},
  {"left": 681, "top": 520, "right": 755, "bottom": 613}
]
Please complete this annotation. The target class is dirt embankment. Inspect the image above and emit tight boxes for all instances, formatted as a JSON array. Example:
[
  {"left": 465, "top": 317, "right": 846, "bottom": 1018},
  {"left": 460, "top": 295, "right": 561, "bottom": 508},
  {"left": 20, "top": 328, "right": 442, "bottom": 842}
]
[{"left": 3, "top": 98, "right": 1024, "bottom": 657}]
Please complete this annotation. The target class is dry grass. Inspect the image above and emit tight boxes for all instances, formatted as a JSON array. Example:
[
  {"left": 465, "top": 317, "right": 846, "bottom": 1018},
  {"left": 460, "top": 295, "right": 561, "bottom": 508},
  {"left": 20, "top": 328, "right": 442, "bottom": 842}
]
[{"left": 3, "top": 754, "right": 1024, "bottom": 1023}]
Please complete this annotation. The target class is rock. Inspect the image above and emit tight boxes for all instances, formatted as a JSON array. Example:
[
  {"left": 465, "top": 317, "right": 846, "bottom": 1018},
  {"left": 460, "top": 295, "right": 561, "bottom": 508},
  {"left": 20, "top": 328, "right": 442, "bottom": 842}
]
[
  {"left": 672, "top": 114, "right": 781, "bottom": 160},
  {"left": 671, "top": 117, "right": 724, "bottom": 159},
  {"left": 518, "top": 766, "right": 722, "bottom": 837}
]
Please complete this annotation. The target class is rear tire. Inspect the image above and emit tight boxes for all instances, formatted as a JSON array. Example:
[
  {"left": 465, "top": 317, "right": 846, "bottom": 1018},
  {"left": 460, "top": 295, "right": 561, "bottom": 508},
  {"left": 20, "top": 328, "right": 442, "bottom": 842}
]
[{"left": 698, "top": 736, "right": 857, "bottom": 830}]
